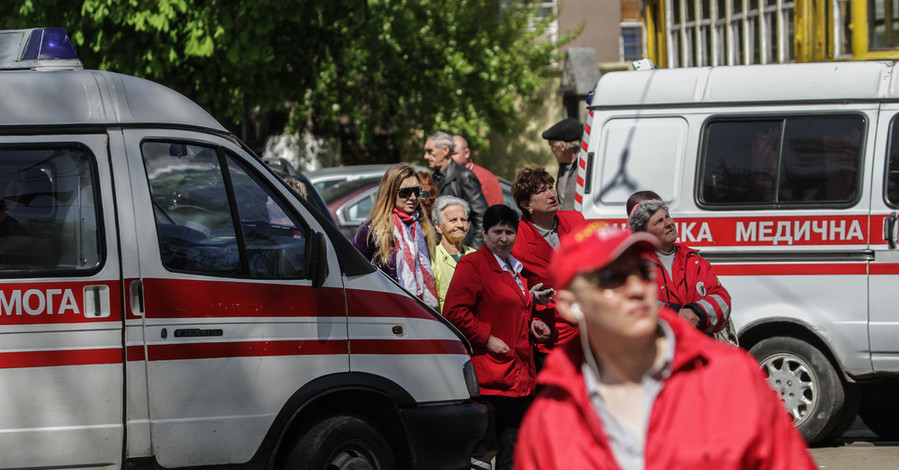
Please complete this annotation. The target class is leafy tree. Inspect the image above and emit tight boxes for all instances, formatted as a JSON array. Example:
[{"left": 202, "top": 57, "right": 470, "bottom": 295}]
[{"left": 3, "top": 0, "right": 567, "bottom": 164}]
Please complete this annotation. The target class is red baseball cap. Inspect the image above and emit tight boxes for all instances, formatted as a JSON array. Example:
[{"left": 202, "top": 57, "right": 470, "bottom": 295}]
[{"left": 553, "top": 223, "right": 660, "bottom": 289}]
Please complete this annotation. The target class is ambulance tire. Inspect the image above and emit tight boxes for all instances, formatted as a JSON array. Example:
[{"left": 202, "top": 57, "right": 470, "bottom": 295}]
[
  {"left": 859, "top": 381, "right": 899, "bottom": 440},
  {"left": 284, "top": 414, "right": 397, "bottom": 470},
  {"left": 750, "top": 337, "right": 845, "bottom": 446}
]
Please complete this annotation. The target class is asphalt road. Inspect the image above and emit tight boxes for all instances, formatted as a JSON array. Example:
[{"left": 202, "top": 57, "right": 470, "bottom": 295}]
[{"left": 809, "top": 418, "right": 899, "bottom": 469}]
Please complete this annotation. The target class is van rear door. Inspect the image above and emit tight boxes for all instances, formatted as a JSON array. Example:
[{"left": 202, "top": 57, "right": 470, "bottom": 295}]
[{"left": 0, "top": 134, "right": 123, "bottom": 469}]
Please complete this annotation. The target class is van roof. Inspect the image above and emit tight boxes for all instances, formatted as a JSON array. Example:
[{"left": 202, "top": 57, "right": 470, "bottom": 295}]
[
  {"left": 592, "top": 61, "right": 899, "bottom": 108},
  {"left": 0, "top": 68, "right": 225, "bottom": 131}
]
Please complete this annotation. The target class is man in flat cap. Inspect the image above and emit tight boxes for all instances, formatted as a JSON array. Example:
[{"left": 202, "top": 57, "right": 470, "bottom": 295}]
[{"left": 542, "top": 117, "right": 582, "bottom": 210}]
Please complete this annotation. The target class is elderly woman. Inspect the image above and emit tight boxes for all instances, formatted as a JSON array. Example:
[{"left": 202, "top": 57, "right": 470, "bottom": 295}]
[
  {"left": 430, "top": 195, "right": 476, "bottom": 313},
  {"left": 352, "top": 163, "right": 439, "bottom": 308},
  {"left": 510, "top": 167, "right": 586, "bottom": 354},
  {"left": 628, "top": 200, "right": 732, "bottom": 336},
  {"left": 443, "top": 204, "right": 551, "bottom": 470}
]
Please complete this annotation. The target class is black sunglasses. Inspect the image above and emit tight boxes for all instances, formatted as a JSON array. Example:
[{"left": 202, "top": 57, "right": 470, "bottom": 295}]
[
  {"left": 583, "top": 258, "right": 656, "bottom": 290},
  {"left": 398, "top": 186, "right": 422, "bottom": 199}
]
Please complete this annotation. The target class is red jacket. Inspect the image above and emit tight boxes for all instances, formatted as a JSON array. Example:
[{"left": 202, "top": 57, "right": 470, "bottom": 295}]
[
  {"left": 470, "top": 163, "right": 503, "bottom": 207},
  {"left": 515, "top": 311, "right": 817, "bottom": 470},
  {"left": 443, "top": 246, "right": 536, "bottom": 397},
  {"left": 511, "top": 211, "right": 586, "bottom": 350},
  {"left": 649, "top": 242, "right": 732, "bottom": 335}
]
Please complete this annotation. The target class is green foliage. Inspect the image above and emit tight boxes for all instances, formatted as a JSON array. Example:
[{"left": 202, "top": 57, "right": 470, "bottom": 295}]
[{"left": 2, "top": 0, "right": 563, "bottom": 159}]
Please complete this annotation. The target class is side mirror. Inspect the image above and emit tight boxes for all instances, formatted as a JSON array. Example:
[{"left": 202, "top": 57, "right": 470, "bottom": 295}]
[{"left": 308, "top": 231, "right": 329, "bottom": 288}]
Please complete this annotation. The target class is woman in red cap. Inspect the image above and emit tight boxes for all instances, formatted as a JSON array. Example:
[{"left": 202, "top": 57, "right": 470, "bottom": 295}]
[{"left": 515, "top": 224, "right": 816, "bottom": 470}]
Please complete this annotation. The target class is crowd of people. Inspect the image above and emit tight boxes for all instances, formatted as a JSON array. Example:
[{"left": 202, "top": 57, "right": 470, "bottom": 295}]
[{"left": 349, "top": 121, "right": 816, "bottom": 470}]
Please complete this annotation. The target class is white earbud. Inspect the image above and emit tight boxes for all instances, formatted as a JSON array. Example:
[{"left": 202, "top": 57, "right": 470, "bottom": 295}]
[{"left": 571, "top": 303, "right": 584, "bottom": 322}]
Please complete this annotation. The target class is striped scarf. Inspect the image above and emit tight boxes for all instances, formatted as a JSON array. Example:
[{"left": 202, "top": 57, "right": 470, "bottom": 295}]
[{"left": 393, "top": 211, "right": 438, "bottom": 308}]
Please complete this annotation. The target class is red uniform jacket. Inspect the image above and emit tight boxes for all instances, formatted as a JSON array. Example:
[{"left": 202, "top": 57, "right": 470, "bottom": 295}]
[
  {"left": 443, "top": 246, "right": 536, "bottom": 397},
  {"left": 515, "top": 311, "right": 817, "bottom": 470},
  {"left": 511, "top": 211, "right": 586, "bottom": 350},
  {"left": 649, "top": 242, "right": 732, "bottom": 335}
]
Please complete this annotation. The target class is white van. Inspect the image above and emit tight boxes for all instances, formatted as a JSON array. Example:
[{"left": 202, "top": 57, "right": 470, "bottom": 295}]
[
  {"left": 0, "top": 28, "right": 485, "bottom": 469},
  {"left": 575, "top": 60, "right": 899, "bottom": 445}
]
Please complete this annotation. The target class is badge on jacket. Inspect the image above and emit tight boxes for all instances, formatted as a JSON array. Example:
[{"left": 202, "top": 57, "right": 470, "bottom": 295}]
[{"left": 696, "top": 281, "right": 706, "bottom": 297}]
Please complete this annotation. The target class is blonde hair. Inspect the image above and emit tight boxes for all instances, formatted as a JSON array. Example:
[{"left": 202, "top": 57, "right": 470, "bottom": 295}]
[{"left": 366, "top": 164, "right": 436, "bottom": 265}]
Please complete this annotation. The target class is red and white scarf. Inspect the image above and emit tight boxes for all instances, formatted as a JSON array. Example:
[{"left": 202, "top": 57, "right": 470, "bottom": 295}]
[{"left": 393, "top": 210, "right": 439, "bottom": 308}]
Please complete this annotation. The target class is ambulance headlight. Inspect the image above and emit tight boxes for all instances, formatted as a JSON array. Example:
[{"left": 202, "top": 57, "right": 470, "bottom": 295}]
[
  {"left": 463, "top": 360, "right": 480, "bottom": 398},
  {"left": 22, "top": 28, "right": 78, "bottom": 60}
]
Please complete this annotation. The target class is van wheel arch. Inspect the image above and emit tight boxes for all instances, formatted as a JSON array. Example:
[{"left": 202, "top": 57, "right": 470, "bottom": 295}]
[{"left": 270, "top": 373, "right": 416, "bottom": 469}]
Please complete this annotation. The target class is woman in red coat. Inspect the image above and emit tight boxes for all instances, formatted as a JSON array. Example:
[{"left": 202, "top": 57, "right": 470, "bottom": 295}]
[
  {"left": 510, "top": 167, "right": 586, "bottom": 357},
  {"left": 443, "top": 204, "right": 550, "bottom": 470}
]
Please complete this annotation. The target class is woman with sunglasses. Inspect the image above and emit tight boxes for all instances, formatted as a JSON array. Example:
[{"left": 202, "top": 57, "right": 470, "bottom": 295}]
[
  {"left": 515, "top": 226, "right": 815, "bottom": 469},
  {"left": 443, "top": 204, "right": 551, "bottom": 470},
  {"left": 352, "top": 164, "right": 439, "bottom": 308},
  {"left": 628, "top": 200, "right": 732, "bottom": 337}
]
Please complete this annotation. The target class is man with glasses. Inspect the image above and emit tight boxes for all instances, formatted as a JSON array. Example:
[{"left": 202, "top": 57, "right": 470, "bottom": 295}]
[
  {"left": 424, "top": 131, "right": 488, "bottom": 248},
  {"left": 541, "top": 118, "right": 582, "bottom": 210},
  {"left": 515, "top": 225, "right": 816, "bottom": 470}
]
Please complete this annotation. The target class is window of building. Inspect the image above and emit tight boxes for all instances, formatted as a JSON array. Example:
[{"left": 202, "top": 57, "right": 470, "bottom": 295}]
[
  {"left": 621, "top": 23, "right": 644, "bottom": 60},
  {"left": 662, "top": 0, "right": 795, "bottom": 67},
  {"left": 869, "top": 0, "right": 899, "bottom": 49},
  {"left": 0, "top": 146, "right": 101, "bottom": 275},
  {"left": 142, "top": 141, "right": 308, "bottom": 278},
  {"left": 700, "top": 115, "right": 865, "bottom": 207}
]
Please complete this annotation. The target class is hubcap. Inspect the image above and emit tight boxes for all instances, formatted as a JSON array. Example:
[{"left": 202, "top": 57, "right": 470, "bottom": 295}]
[{"left": 760, "top": 353, "right": 816, "bottom": 425}]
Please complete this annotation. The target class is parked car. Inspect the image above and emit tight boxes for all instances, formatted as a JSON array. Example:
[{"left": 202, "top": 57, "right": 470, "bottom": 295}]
[{"left": 310, "top": 164, "right": 520, "bottom": 239}]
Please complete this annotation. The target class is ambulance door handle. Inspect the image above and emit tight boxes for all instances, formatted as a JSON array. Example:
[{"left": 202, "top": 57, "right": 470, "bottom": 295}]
[
  {"left": 83, "top": 285, "right": 111, "bottom": 319},
  {"left": 129, "top": 280, "right": 144, "bottom": 317},
  {"left": 884, "top": 212, "right": 898, "bottom": 249}
]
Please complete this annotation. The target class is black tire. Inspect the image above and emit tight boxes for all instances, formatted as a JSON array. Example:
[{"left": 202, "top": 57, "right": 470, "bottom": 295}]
[
  {"left": 284, "top": 415, "right": 396, "bottom": 470},
  {"left": 749, "top": 337, "right": 846, "bottom": 446},
  {"left": 859, "top": 381, "right": 899, "bottom": 440}
]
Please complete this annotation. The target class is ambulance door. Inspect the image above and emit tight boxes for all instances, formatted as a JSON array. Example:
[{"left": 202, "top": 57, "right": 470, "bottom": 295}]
[
  {"left": 120, "top": 130, "right": 347, "bottom": 467},
  {"left": 0, "top": 135, "right": 123, "bottom": 469},
  {"left": 870, "top": 108, "right": 899, "bottom": 371}
]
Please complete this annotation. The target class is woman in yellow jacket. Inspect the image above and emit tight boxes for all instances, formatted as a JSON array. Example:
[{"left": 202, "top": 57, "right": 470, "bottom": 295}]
[{"left": 431, "top": 195, "right": 476, "bottom": 313}]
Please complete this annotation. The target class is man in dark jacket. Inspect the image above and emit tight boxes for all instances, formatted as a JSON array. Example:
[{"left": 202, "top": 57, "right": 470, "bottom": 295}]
[{"left": 424, "top": 131, "right": 488, "bottom": 248}]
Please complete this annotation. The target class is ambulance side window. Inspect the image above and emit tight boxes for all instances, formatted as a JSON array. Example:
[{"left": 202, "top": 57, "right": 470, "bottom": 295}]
[
  {"left": 700, "top": 115, "right": 865, "bottom": 207},
  {"left": 885, "top": 117, "right": 899, "bottom": 206},
  {"left": 0, "top": 146, "right": 101, "bottom": 275},
  {"left": 141, "top": 141, "right": 308, "bottom": 278}
]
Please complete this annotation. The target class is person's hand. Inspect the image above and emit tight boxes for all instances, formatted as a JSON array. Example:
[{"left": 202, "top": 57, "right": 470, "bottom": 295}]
[
  {"left": 530, "top": 319, "right": 551, "bottom": 343},
  {"left": 486, "top": 335, "right": 511, "bottom": 356},
  {"left": 678, "top": 308, "right": 700, "bottom": 327},
  {"left": 530, "top": 282, "right": 555, "bottom": 306}
]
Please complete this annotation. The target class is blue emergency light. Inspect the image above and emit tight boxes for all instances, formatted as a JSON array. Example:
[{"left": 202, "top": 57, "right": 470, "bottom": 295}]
[{"left": 0, "top": 27, "right": 82, "bottom": 70}]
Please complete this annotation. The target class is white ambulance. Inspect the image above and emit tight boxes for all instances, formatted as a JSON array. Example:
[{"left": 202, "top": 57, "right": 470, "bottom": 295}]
[
  {"left": 575, "top": 60, "right": 899, "bottom": 445},
  {"left": 0, "top": 28, "right": 485, "bottom": 469}
]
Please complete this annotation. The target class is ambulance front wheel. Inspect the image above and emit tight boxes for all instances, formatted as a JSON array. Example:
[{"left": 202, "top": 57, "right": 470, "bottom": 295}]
[
  {"left": 284, "top": 414, "right": 397, "bottom": 470},
  {"left": 750, "top": 337, "right": 846, "bottom": 446}
]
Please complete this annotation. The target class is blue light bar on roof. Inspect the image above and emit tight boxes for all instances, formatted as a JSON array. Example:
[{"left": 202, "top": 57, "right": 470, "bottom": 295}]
[
  {"left": 22, "top": 28, "right": 78, "bottom": 60},
  {"left": 0, "top": 27, "right": 82, "bottom": 70}
]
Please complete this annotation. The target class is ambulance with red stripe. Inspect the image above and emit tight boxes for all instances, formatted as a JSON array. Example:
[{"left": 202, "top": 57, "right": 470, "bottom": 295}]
[
  {"left": 575, "top": 61, "right": 899, "bottom": 446},
  {"left": 0, "top": 28, "right": 484, "bottom": 470}
]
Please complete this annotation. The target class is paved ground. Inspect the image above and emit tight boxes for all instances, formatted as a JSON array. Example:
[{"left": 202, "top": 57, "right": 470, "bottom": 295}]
[{"left": 810, "top": 418, "right": 899, "bottom": 469}]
